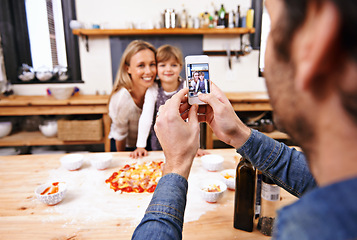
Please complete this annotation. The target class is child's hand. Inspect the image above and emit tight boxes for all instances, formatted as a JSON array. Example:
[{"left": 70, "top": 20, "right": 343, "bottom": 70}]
[
  {"left": 196, "top": 148, "right": 210, "bottom": 157},
  {"left": 130, "top": 148, "right": 148, "bottom": 159}
]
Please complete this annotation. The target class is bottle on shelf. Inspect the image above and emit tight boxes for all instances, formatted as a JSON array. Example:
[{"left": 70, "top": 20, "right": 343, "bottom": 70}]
[
  {"left": 246, "top": 8, "right": 255, "bottom": 28},
  {"left": 228, "top": 10, "right": 235, "bottom": 28},
  {"left": 234, "top": 157, "right": 256, "bottom": 232},
  {"left": 236, "top": 5, "right": 241, "bottom": 27},
  {"left": 257, "top": 174, "right": 281, "bottom": 236},
  {"left": 180, "top": 9, "right": 187, "bottom": 28},
  {"left": 213, "top": 10, "right": 219, "bottom": 28},
  {"left": 202, "top": 12, "right": 210, "bottom": 28},
  {"left": 217, "top": 4, "right": 226, "bottom": 28},
  {"left": 187, "top": 15, "right": 193, "bottom": 29}
]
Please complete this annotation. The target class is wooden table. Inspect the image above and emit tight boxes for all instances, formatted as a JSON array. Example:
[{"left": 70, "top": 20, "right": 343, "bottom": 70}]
[
  {"left": 0, "top": 95, "right": 111, "bottom": 152},
  {"left": 0, "top": 149, "right": 297, "bottom": 239}
]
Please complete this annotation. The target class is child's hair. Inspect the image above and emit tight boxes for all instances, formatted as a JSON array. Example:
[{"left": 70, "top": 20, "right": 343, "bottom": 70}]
[
  {"left": 111, "top": 40, "right": 156, "bottom": 96},
  {"left": 199, "top": 71, "right": 205, "bottom": 76},
  {"left": 156, "top": 45, "right": 183, "bottom": 66}
]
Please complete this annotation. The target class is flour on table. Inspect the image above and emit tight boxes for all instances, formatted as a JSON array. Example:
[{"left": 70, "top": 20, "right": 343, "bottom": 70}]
[{"left": 40, "top": 155, "right": 231, "bottom": 226}]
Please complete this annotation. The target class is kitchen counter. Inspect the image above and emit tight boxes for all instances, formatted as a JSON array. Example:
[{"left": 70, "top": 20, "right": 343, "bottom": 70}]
[
  {"left": 0, "top": 149, "right": 297, "bottom": 239},
  {"left": 0, "top": 94, "right": 111, "bottom": 151}
]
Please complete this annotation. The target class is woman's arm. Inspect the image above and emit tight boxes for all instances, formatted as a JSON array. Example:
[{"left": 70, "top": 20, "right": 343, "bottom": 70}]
[{"left": 115, "top": 139, "right": 126, "bottom": 151}]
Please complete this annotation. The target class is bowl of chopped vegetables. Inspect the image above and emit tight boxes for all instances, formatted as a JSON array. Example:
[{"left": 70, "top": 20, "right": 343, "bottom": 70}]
[
  {"left": 199, "top": 179, "right": 227, "bottom": 203},
  {"left": 220, "top": 169, "right": 236, "bottom": 190},
  {"left": 35, "top": 182, "right": 67, "bottom": 205}
]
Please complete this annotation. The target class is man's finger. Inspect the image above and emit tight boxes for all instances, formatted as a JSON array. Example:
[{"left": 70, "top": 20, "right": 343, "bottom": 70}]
[{"left": 188, "top": 104, "right": 199, "bottom": 125}]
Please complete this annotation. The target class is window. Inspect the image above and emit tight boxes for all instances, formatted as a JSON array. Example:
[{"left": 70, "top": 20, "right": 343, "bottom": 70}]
[{"left": 0, "top": 0, "right": 82, "bottom": 84}]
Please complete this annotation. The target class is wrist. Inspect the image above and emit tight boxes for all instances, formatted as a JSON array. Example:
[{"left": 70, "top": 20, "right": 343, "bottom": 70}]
[
  {"left": 230, "top": 124, "right": 252, "bottom": 149},
  {"left": 162, "top": 156, "right": 195, "bottom": 180}
]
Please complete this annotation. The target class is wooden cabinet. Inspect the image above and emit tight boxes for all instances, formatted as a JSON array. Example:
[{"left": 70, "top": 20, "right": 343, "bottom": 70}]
[
  {"left": 0, "top": 95, "right": 111, "bottom": 152},
  {"left": 205, "top": 92, "right": 290, "bottom": 149}
]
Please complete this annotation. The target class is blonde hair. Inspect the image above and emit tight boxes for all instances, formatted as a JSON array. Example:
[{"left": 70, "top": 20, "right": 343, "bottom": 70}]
[
  {"left": 111, "top": 40, "right": 156, "bottom": 97},
  {"left": 156, "top": 45, "right": 183, "bottom": 66}
]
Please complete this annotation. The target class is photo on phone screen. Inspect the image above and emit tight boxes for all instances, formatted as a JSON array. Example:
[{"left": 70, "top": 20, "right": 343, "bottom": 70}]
[{"left": 186, "top": 63, "right": 210, "bottom": 98}]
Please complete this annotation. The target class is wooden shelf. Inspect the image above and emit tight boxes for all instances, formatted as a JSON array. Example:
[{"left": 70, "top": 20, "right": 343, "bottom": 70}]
[
  {"left": 0, "top": 95, "right": 111, "bottom": 152},
  {"left": 72, "top": 28, "right": 255, "bottom": 36},
  {"left": 0, "top": 131, "right": 105, "bottom": 147}
]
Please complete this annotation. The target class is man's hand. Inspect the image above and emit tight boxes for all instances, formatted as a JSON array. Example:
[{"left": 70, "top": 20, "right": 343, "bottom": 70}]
[
  {"left": 154, "top": 88, "right": 199, "bottom": 180},
  {"left": 198, "top": 83, "right": 251, "bottom": 149}
]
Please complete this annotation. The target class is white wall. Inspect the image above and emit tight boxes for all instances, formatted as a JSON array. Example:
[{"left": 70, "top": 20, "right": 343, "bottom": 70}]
[{"left": 12, "top": 0, "right": 267, "bottom": 95}]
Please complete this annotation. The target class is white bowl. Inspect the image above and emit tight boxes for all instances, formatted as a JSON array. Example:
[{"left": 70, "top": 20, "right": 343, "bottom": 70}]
[
  {"left": 49, "top": 87, "right": 74, "bottom": 100},
  {"left": 69, "top": 20, "right": 83, "bottom": 29},
  {"left": 0, "top": 121, "right": 12, "bottom": 138},
  {"left": 39, "top": 121, "right": 57, "bottom": 137},
  {"left": 88, "top": 152, "right": 112, "bottom": 170},
  {"left": 60, "top": 154, "right": 84, "bottom": 171},
  {"left": 220, "top": 169, "right": 236, "bottom": 190},
  {"left": 199, "top": 179, "right": 227, "bottom": 203},
  {"left": 18, "top": 71, "right": 35, "bottom": 81},
  {"left": 201, "top": 154, "right": 224, "bottom": 172},
  {"left": 35, "top": 182, "right": 67, "bottom": 205}
]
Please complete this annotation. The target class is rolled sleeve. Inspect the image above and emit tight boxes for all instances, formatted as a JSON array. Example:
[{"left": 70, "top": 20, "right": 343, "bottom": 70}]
[{"left": 237, "top": 129, "right": 317, "bottom": 197}]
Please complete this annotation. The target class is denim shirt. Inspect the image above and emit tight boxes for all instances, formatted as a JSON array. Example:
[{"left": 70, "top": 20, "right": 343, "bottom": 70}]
[{"left": 132, "top": 130, "right": 357, "bottom": 240}]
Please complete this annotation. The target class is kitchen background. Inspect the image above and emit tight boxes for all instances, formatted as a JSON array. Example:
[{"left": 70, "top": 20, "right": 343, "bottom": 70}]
[{"left": 2, "top": 0, "right": 267, "bottom": 96}]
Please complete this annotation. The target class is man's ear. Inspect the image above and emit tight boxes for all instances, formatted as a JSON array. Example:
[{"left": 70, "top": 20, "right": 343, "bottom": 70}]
[{"left": 294, "top": 1, "right": 340, "bottom": 91}]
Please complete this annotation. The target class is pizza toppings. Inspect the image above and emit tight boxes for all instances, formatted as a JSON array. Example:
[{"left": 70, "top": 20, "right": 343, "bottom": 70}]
[
  {"left": 105, "top": 161, "right": 163, "bottom": 193},
  {"left": 202, "top": 184, "right": 222, "bottom": 193},
  {"left": 41, "top": 182, "right": 60, "bottom": 195}
]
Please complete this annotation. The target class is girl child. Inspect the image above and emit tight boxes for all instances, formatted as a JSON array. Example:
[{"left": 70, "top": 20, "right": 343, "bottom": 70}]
[
  {"left": 108, "top": 40, "right": 157, "bottom": 151},
  {"left": 130, "top": 45, "right": 209, "bottom": 158}
]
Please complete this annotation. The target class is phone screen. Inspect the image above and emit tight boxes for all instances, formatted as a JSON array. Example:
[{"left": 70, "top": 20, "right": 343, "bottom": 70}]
[{"left": 186, "top": 63, "right": 210, "bottom": 97}]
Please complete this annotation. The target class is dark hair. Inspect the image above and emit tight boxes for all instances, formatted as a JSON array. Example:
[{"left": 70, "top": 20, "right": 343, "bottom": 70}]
[{"left": 276, "top": 0, "right": 357, "bottom": 62}]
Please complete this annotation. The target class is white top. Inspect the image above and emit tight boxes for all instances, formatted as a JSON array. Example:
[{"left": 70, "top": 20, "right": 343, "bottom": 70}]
[
  {"left": 136, "top": 83, "right": 158, "bottom": 148},
  {"left": 136, "top": 81, "right": 187, "bottom": 148},
  {"left": 108, "top": 88, "right": 140, "bottom": 148}
]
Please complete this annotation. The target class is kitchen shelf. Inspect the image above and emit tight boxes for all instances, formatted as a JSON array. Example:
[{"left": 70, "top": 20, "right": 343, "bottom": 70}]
[
  {"left": 72, "top": 27, "right": 255, "bottom": 36},
  {"left": 0, "top": 131, "right": 105, "bottom": 147},
  {"left": 0, "top": 95, "right": 111, "bottom": 152}
]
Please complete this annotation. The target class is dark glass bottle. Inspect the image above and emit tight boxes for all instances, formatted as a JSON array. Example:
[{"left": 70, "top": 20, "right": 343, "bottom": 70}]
[
  {"left": 234, "top": 157, "right": 256, "bottom": 232},
  {"left": 217, "top": 4, "right": 226, "bottom": 27},
  {"left": 257, "top": 174, "right": 280, "bottom": 236},
  {"left": 236, "top": 5, "right": 241, "bottom": 27}
]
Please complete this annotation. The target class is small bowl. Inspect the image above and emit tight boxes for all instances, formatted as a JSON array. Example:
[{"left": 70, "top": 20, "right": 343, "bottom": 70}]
[
  {"left": 88, "top": 153, "right": 112, "bottom": 170},
  {"left": 60, "top": 154, "right": 84, "bottom": 171},
  {"left": 220, "top": 169, "right": 236, "bottom": 190},
  {"left": 48, "top": 87, "right": 74, "bottom": 100},
  {"left": 0, "top": 121, "right": 12, "bottom": 138},
  {"left": 201, "top": 154, "right": 224, "bottom": 172},
  {"left": 39, "top": 121, "right": 57, "bottom": 137},
  {"left": 35, "top": 182, "right": 67, "bottom": 205},
  {"left": 199, "top": 180, "right": 227, "bottom": 203}
]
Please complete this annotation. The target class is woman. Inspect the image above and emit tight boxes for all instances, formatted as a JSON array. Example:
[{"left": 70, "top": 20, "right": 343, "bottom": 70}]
[{"left": 108, "top": 40, "right": 157, "bottom": 151}]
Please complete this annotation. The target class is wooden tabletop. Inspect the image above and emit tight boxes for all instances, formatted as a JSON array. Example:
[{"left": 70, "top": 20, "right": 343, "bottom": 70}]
[{"left": 0, "top": 149, "right": 297, "bottom": 239}]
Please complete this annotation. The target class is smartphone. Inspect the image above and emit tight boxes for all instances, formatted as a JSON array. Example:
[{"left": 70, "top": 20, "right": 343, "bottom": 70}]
[{"left": 185, "top": 55, "right": 211, "bottom": 105}]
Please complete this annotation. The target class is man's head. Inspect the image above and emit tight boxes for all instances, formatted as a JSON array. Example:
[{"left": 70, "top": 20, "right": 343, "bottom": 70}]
[{"left": 264, "top": 0, "right": 357, "bottom": 150}]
